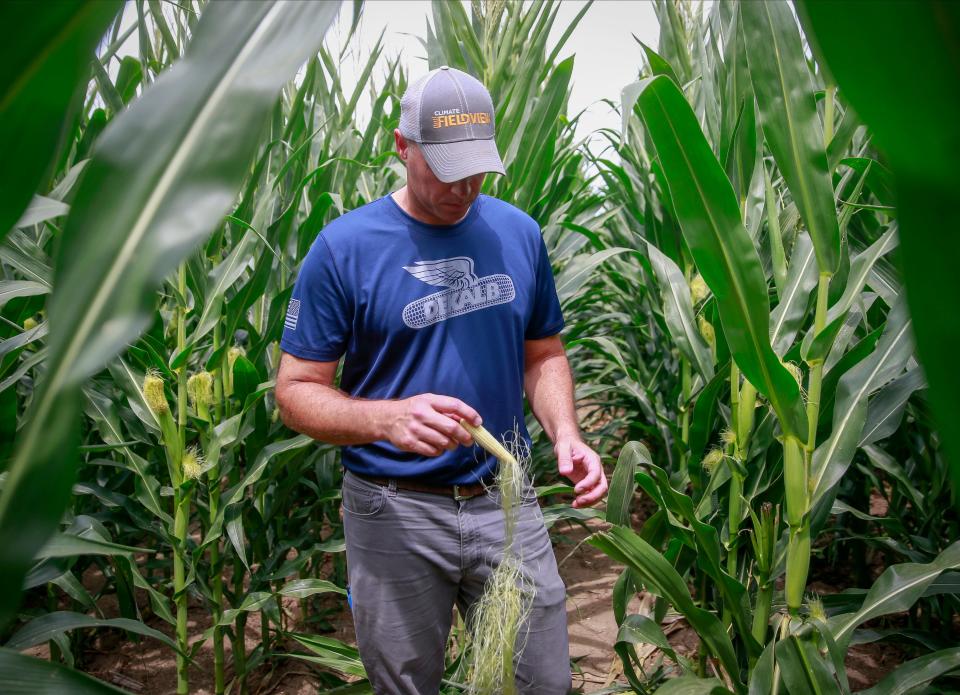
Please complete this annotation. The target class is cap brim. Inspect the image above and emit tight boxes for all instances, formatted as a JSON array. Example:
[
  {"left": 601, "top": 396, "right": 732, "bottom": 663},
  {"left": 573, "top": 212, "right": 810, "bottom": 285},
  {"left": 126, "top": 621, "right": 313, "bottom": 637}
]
[{"left": 419, "top": 138, "right": 506, "bottom": 183}]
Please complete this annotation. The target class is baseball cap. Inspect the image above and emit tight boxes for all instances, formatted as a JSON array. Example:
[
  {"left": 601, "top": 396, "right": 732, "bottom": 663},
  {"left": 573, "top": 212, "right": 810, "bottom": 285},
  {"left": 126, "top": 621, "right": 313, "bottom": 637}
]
[{"left": 398, "top": 65, "right": 506, "bottom": 183}]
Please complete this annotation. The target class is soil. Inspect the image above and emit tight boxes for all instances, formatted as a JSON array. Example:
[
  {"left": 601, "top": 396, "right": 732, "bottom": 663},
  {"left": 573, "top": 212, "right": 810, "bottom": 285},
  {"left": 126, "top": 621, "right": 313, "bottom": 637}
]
[{"left": 26, "top": 495, "right": 914, "bottom": 694}]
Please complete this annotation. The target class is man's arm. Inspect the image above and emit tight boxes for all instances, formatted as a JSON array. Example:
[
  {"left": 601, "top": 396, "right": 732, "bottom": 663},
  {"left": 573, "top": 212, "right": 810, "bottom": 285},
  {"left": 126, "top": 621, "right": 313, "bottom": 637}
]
[
  {"left": 275, "top": 352, "right": 481, "bottom": 458},
  {"left": 524, "top": 335, "right": 607, "bottom": 508}
]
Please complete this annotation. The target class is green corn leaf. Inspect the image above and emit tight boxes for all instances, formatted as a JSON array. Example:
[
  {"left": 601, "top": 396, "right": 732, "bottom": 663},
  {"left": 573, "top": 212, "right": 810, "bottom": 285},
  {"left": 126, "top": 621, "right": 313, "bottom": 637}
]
[
  {"left": 828, "top": 540, "right": 960, "bottom": 651},
  {"left": 0, "top": 0, "right": 123, "bottom": 240},
  {"left": 91, "top": 51, "right": 124, "bottom": 116},
  {"left": 0, "top": 280, "right": 48, "bottom": 311},
  {"left": 200, "top": 434, "right": 313, "bottom": 550},
  {"left": 174, "top": 230, "right": 260, "bottom": 367},
  {"left": 5, "top": 611, "right": 179, "bottom": 654},
  {"left": 616, "top": 613, "right": 678, "bottom": 663},
  {"left": 0, "top": 0, "right": 340, "bottom": 628},
  {"left": 775, "top": 633, "right": 844, "bottom": 695},
  {"left": 605, "top": 441, "right": 651, "bottom": 527},
  {"left": 748, "top": 640, "right": 778, "bottom": 695},
  {"left": 13, "top": 195, "right": 70, "bottom": 229},
  {"left": 655, "top": 676, "right": 731, "bottom": 695},
  {"left": 860, "top": 648, "right": 960, "bottom": 695},
  {"left": 811, "top": 300, "right": 913, "bottom": 507},
  {"left": 509, "top": 55, "right": 574, "bottom": 195},
  {"left": 796, "top": 0, "right": 960, "bottom": 495},
  {"left": 0, "top": 235, "right": 52, "bottom": 286},
  {"left": 287, "top": 632, "right": 367, "bottom": 678},
  {"left": 802, "top": 225, "right": 898, "bottom": 362},
  {"left": 82, "top": 387, "right": 170, "bottom": 524},
  {"left": 765, "top": 164, "right": 788, "bottom": 299},
  {"left": 35, "top": 533, "right": 146, "bottom": 559},
  {"left": 741, "top": 0, "right": 840, "bottom": 274},
  {"left": 623, "top": 74, "right": 807, "bottom": 441},
  {"left": 635, "top": 463, "right": 761, "bottom": 658},
  {"left": 688, "top": 363, "right": 729, "bottom": 473},
  {"left": 653, "top": 0, "right": 692, "bottom": 83},
  {"left": 644, "top": 241, "right": 715, "bottom": 381},
  {"left": 554, "top": 247, "right": 632, "bottom": 307},
  {"left": 639, "top": 39, "right": 681, "bottom": 85},
  {"left": 589, "top": 526, "right": 744, "bottom": 691},
  {"left": 0, "top": 648, "right": 128, "bottom": 694},
  {"left": 278, "top": 578, "right": 346, "bottom": 599},
  {"left": 769, "top": 232, "right": 817, "bottom": 356},
  {"left": 859, "top": 367, "right": 926, "bottom": 447}
]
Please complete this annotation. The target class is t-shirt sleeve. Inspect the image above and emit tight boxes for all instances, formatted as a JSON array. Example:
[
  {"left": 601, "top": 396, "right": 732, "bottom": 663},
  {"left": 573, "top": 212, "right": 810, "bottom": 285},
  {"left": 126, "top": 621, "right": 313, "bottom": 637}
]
[
  {"left": 524, "top": 234, "right": 565, "bottom": 340},
  {"left": 280, "top": 236, "right": 351, "bottom": 361}
]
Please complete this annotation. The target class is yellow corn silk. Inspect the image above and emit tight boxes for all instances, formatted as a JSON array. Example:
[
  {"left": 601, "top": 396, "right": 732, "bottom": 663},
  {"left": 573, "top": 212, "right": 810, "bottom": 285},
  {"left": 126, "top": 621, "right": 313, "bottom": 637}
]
[{"left": 459, "top": 422, "right": 535, "bottom": 695}]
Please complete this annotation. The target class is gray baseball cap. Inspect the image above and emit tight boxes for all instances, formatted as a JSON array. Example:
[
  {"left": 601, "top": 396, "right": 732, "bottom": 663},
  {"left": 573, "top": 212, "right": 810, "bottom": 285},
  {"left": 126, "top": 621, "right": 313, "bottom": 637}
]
[{"left": 398, "top": 65, "right": 506, "bottom": 183}]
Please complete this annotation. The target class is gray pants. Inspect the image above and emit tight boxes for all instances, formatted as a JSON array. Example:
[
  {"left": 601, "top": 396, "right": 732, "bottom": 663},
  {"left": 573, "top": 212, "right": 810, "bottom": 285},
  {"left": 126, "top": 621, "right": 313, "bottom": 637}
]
[{"left": 341, "top": 469, "right": 571, "bottom": 695}]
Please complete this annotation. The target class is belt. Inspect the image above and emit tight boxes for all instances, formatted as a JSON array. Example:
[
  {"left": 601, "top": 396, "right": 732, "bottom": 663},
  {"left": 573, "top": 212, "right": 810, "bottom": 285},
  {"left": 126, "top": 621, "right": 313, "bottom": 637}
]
[{"left": 355, "top": 472, "right": 489, "bottom": 500}]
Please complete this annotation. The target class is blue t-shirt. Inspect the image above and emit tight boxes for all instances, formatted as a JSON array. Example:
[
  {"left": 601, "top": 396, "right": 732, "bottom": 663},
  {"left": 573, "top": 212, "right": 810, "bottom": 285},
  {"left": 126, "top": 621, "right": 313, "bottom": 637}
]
[{"left": 280, "top": 193, "right": 564, "bottom": 484}]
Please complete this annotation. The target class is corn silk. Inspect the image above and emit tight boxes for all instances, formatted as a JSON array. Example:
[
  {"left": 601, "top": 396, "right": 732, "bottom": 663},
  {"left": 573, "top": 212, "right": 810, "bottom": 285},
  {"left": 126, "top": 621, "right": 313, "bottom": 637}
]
[{"left": 460, "top": 422, "right": 535, "bottom": 695}]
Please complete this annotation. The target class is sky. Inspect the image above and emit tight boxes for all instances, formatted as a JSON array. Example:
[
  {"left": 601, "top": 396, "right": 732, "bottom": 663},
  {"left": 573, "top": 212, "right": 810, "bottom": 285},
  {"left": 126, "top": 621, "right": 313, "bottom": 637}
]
[{"left": 323, "top": 0, "right": 660, "bottom": 154}]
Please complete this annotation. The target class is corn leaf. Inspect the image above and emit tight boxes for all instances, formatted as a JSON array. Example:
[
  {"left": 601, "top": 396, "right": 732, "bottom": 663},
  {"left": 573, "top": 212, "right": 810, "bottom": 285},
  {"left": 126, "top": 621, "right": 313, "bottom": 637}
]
[
  {"left": 828, "top": 540, "right": 960, "bottom": 651},
  {"left": 0, "top": 0, "right": 123, "bottom": 239},
  {"left": 0, "top": 280, "right": 48, "bottom": 310},
  {"left": 740, "top": 0, "right": 840, "bottom": 274},
  {"left": 860, "top": 648, "right": 960, "bottom": 695},
  {"left": 811, "top": 300, "right": 913, "bottom": 508},
  {"left": 796, "top": 0, "right": 960, "bottom": 496},
  {"left": 616, "top": 613, "right": 678, "bottom": 663},
  {"left": 605, "top": 441, "right": 650, "bottom": 527},
  {"left": 859, "top": 367, "right": 926, "bottom": 448},
  {"left": 635, "top": 463, "right": 761, "bottom": 658},
  {"left": 655, "top": 676, "right": 731, "bottom": 695},
  {"left": 644, "top": 241, "right": 715, "bottom": 381},
  {"left": 288, "top": 632, "right": 367, "bottom": 678},
  {"left": 769, "top": 232, "right": 817, "bottom": 356},
  {"left": 5, "top": 611, "right": 178, "bottom": 653},
  {"left": 623, "top": 74, "right": 807, "bottom": 441},
  {"left": 589, "top": 526, "right": 744, "bottom": 691},
  {"left": 0, "top": 648, "right": 128, "bottom": 694},
  {"left": 200, "top": 434, "right": 313, "bottom": 550},
  {"left": 278, "top": 578, "right": 346, "bottom": 599},
  {"left": 0, "top": 0, "right": 339, "bottom": 628},
  {"left": 775, "top": 633, "right": 844, "bottom": 695},
  {"left": 802, "top": 225, "right": 898, "bottom": 362}
]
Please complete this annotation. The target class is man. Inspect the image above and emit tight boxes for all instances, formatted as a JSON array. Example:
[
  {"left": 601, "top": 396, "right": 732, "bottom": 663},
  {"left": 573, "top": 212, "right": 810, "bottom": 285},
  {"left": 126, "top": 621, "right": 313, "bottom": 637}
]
[{"left": 275, "top": 65, "right": 606, "bottom": 694}]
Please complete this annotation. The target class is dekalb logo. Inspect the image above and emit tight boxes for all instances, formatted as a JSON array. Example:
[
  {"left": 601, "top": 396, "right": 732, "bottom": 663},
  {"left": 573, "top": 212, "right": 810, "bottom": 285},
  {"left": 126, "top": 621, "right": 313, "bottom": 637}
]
[{"left": 401, "top": 256, "right": 515, "bottom": 329}]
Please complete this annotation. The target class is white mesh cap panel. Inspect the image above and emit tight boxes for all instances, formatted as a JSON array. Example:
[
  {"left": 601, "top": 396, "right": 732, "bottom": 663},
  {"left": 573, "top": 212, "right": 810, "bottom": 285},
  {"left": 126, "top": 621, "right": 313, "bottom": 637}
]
[{"left": 398, "top": 70, "right": 435, "bottom": 141}]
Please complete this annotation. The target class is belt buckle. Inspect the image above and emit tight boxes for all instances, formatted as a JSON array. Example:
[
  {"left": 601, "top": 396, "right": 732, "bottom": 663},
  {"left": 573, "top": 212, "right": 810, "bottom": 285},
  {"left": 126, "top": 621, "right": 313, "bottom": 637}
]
[{"left": 452, "top": 484, "right": 471, "bottom": 501}]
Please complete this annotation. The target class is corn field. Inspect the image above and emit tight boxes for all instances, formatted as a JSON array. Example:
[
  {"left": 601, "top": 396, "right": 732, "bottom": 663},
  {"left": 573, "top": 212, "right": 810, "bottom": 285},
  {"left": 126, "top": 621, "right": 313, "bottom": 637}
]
[{"left": 1, "top": 0, "right": 959, "bottom": 693}]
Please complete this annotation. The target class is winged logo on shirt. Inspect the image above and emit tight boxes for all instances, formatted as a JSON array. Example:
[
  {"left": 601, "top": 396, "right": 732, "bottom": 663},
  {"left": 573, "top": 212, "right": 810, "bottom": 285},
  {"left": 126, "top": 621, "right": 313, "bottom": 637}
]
[
  {"left": 401, "top": 255, "right": 515, "bottom": 329},
  {"left": 402, "top": 257, "right": 479, "bottom": 290}
]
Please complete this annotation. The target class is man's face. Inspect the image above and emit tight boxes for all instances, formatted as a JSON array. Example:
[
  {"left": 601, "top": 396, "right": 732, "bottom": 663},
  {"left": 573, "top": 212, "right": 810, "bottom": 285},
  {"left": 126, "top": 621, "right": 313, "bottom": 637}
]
[{"left": 395, "top": 131, "right": 486, "bottom": 225}]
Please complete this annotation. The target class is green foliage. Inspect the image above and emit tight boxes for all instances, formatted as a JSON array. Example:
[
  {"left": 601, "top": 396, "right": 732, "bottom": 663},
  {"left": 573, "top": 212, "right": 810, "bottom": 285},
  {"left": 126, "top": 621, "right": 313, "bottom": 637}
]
[
  {"left": 1, "top": 0, "right": 956, "bottom": 692},
  {"left": 587, "top": 0, "right": 959, "bottom": 691}
]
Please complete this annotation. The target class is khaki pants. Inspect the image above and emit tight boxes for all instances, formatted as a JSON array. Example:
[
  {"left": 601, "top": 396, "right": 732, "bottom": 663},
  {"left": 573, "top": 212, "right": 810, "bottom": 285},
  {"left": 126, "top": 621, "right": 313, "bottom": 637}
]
[{"left": 341, "top": 469, "right": 571, "bottom": 694}]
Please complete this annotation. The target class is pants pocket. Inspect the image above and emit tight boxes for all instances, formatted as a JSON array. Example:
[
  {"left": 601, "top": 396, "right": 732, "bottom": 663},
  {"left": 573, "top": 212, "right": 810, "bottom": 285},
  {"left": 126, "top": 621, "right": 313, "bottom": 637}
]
[{"left": 341, "top": 472, "right": 387, "bottom": 517}]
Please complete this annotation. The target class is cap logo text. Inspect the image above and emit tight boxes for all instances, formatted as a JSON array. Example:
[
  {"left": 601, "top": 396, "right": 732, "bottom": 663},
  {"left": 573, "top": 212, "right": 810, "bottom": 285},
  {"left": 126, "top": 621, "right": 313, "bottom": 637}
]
[{"left": 432, "top": 112, "right": 491, "bottom": 129}]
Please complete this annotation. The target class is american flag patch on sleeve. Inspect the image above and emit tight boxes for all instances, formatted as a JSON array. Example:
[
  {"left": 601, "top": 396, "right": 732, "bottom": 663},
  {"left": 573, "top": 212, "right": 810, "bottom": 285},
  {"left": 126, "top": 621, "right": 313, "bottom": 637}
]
[{"left": 284, "top": 298, "right": 301, "bottom": 330}]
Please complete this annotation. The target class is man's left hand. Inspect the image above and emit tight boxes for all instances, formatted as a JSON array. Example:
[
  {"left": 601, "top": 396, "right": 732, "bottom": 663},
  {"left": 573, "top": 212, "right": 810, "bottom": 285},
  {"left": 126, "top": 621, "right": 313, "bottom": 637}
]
[{"left": 555, "top": 437, "right": 607, "bottom": 509}]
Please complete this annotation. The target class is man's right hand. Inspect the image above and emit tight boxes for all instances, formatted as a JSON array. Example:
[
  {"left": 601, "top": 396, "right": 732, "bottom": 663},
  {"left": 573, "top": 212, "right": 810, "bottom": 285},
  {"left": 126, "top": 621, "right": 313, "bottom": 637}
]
[{"left": 383, "top": 394, "right": 482, "bottom": 457}]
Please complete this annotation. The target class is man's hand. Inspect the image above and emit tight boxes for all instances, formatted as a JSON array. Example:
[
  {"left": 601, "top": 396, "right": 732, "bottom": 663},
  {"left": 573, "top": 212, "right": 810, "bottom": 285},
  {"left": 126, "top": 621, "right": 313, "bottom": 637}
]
[
  {"left": 555, "top": 437, "right": 607, "bottom": 509},
  {"left": 384, "top": 393, "right": 482, "bottom": 458}
]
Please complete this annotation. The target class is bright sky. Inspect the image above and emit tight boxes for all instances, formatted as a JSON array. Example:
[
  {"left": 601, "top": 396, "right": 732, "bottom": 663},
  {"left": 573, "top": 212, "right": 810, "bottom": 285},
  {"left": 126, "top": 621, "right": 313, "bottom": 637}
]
[{"left": 324, "top": 0, "right": 660, "bottom": 156}]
